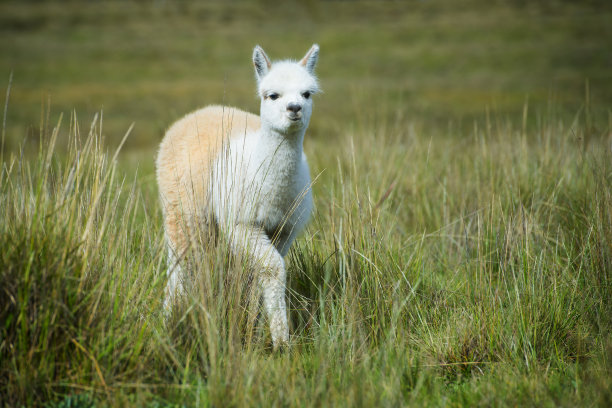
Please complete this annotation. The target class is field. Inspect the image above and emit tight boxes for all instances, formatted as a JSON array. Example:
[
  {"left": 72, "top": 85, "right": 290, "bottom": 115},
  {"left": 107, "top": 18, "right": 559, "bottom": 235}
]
[{"left": 1, "top": 0, "right": 611, "bottom": 406}]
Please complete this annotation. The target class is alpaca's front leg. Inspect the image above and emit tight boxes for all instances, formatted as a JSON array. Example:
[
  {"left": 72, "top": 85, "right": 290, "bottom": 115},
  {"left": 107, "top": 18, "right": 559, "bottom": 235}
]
[
  {"left": 260, "top": 259, "right": 289, "bottom": 348},
  {"left": 229, "top": 224, "right": 289, "bottom": 348}
]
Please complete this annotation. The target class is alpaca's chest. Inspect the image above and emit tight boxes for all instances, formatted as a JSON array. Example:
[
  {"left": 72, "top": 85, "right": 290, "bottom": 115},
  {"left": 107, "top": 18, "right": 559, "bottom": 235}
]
[
  {"left": 211, "top": 135, "right": 313, "bottom": 233},
  {"left": 236, "top": 140, "right": 310, "bottom": 230},
  {"left": 252, "top": 159, "right": 311, "bottom": 231}
]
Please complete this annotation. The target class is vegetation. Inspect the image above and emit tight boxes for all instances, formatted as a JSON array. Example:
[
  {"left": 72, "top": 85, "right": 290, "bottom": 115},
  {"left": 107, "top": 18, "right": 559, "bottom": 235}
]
[{"left": 1, "top": 0, "right": 611, "bottom": 406}]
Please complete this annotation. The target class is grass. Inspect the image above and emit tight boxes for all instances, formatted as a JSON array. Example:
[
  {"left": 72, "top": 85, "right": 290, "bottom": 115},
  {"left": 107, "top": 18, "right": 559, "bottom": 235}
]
[
  {"left": 1, "top": 102, "right": 610, "bottom": 407},
  {"left": 1, "top": 0, "right": 611, "bottom": 406}
]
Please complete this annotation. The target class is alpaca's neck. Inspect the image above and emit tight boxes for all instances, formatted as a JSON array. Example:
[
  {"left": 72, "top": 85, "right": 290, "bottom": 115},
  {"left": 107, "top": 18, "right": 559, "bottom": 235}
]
[{"left": 257, "top": 123, "right": 305, "bottom": 162}]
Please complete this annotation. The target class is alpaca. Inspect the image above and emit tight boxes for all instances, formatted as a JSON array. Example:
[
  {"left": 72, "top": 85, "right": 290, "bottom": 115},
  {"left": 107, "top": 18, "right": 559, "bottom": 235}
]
[{"left": 156, "top": 44, "right": 320, "bottom": 348}]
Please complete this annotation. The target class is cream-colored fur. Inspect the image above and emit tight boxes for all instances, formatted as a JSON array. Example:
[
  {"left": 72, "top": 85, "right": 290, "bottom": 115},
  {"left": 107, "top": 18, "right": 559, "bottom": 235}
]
[{"left": 156, "top": 45, "right": 320, "bottom": 348}]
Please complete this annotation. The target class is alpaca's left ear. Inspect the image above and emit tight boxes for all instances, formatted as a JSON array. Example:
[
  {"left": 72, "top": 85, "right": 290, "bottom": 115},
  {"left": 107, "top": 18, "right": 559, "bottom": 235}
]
[{"left": 300, "top": 44, "right": 319, "bottom": 74}]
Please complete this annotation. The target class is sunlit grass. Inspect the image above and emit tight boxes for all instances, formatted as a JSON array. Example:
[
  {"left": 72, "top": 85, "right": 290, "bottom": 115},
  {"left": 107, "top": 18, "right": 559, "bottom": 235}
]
[{"left": 1, "top": 104, "right": 610, "bottom": 406}]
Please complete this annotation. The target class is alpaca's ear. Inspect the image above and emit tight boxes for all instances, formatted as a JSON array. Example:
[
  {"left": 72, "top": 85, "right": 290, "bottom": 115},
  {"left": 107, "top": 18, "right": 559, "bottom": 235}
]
[
  {"left": 253, "top": 45, "right": 271, "bottom": 81},
  {"left": 299, "top": 44, "right": 319, "bottom": 74}
]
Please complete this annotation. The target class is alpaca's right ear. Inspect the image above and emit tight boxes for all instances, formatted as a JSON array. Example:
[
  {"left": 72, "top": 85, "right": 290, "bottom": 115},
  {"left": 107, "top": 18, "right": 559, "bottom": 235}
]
[{"left": 253, "top": 45, "right": 271, "bottom": 81}]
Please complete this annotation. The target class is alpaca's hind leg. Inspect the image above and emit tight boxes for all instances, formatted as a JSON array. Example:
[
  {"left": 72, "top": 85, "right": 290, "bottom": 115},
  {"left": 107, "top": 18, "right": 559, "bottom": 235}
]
[
  {"left": 229, "top": 224, "right": 289, "bottom": 349},
  {"left": 162, "top": 208, "right": 189, "bottom": 313},
  {"left": 164, "top": 246, "right": 184, "bottom": 312}
]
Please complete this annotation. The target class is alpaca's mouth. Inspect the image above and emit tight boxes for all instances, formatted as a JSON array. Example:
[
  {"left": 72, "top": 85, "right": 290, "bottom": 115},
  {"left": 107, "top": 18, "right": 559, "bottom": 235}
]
[{"left": 288, "top": 115, "right": 302, "bottom": 122}]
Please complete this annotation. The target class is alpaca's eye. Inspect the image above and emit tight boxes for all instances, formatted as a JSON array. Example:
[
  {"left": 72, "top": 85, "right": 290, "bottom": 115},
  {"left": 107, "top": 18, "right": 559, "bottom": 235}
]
[
  {"left": 267, "top": 93, "right": 279, "bottom": 101},
  {"left": 302, "top": 91, "right": 311, "bottom": 99}
]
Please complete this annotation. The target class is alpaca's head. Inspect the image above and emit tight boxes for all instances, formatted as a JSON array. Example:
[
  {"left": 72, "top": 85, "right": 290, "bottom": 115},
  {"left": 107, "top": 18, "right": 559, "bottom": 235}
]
[{"left": 253, "top": 44, "right": 320, "bottom": 134}]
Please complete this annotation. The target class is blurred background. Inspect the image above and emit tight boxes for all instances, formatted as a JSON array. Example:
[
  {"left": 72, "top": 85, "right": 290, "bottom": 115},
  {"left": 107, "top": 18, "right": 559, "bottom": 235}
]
[{"left": 1, "top": 0, "right": 611, "bottom": 164}]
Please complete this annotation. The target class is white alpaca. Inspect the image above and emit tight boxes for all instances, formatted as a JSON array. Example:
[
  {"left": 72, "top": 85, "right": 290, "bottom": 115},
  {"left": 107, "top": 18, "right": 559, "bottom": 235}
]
[{"left": 156, "top": 44, "right": 320, "bottom": 348}]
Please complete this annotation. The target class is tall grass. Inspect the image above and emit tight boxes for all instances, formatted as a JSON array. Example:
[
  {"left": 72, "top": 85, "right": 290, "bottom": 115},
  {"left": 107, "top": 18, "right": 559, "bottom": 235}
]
[
  {"left": 1, "top": 106, "right": 611, "bottom": 406},
  {"left": 0, "top": 113, "right": 165, "bottom": 404}
]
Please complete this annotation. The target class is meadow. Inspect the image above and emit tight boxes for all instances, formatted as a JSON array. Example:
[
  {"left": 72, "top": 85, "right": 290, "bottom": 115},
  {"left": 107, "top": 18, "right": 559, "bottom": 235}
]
[{"left": 1, "top": 0, "right": 611, "bottom": 406}]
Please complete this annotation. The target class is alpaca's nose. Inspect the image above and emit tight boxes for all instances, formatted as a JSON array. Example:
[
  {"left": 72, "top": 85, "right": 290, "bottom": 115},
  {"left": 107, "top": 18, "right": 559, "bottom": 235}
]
[{"left": 287, "top": 103, "right": 302, "bottom": 113}]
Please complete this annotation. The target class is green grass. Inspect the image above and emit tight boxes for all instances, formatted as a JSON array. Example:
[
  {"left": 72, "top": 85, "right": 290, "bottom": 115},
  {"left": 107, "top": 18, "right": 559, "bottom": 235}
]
[
  {"left": 2, "top": 103, "right": 610, "bottom": 407},
  {"left": 1, "top": 0, "right": 611, "bottom": 406}
]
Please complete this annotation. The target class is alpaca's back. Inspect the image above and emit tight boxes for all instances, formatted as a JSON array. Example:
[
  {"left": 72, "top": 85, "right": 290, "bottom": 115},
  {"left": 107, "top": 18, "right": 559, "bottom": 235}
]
[{"left": 156, "top": 105, "right": 260, "bottom": 254}]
